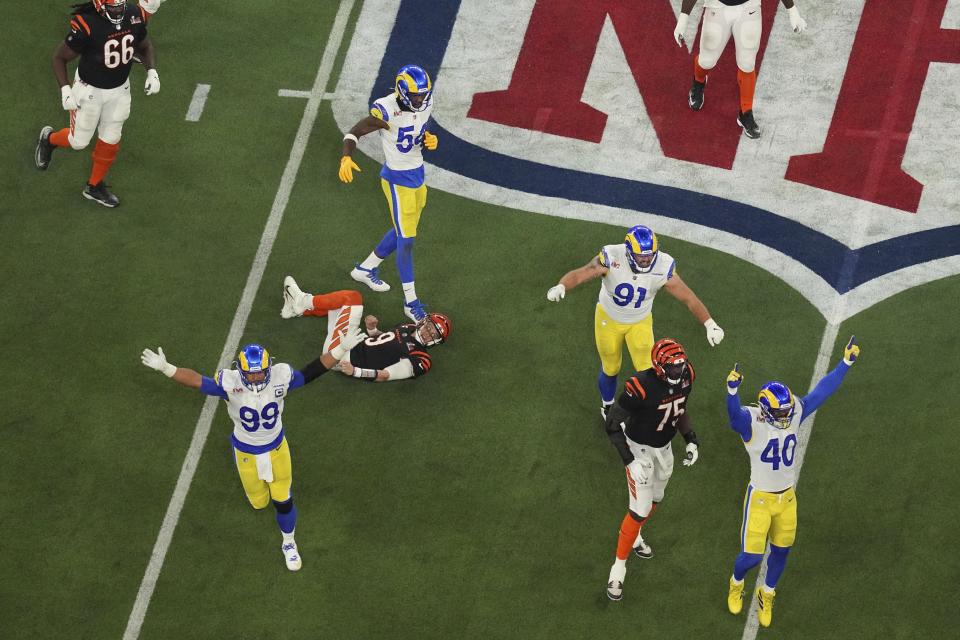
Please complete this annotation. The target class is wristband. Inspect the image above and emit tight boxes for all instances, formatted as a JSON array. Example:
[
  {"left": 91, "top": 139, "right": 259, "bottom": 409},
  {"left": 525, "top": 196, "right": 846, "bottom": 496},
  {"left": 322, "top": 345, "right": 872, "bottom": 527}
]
[
  {"left": 704, "top": 318, "right": 719, "bottom": 330},
  {"left": 351, "top": 367, "right": 376, "bottom": 379},
  {"left": 162, "top": 363, "right": 177, "bottom": 378},
  {"left": 682, "top": 429, "right": 699, "bottom": 447},
  {"left": 343, "top": 133, "right": 359, "bottom": 144}
]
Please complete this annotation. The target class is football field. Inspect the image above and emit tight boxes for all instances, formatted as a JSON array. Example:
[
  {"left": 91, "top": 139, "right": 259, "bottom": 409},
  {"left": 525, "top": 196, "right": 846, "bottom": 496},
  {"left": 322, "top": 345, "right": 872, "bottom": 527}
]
[{"left": 3, "top": 1, "right": 959, "bottom": 639}]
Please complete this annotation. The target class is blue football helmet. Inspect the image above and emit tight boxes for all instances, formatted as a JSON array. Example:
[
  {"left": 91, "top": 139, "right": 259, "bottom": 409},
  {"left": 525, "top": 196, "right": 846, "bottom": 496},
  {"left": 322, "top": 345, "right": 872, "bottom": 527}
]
[
  {"left": 758, "top": 381, "right": 795, "bottom": 429},
  {"left": 395, "top": 65, "right": 432, "bottom": 112},
  {"left": 236, "top": 344, "right": 271, "bottom": 392},
  {"left": 624, "top": 225, "right": 659, "bottom": 273}
]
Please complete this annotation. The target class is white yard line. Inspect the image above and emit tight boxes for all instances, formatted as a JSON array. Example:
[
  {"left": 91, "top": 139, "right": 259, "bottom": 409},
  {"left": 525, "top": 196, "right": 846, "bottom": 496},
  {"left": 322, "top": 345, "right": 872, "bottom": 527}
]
[
  {"left": 122, "top": 2, "right": 355, "bottom": 638},
  {"left": 740, "top": 304, "right": 846, "bottom": 639},
  {"left": 278, "top": 88, "right": 336, "bottom": 100},
  {"left": 184, "top": 83, "right": 211, "bottom": 122}
]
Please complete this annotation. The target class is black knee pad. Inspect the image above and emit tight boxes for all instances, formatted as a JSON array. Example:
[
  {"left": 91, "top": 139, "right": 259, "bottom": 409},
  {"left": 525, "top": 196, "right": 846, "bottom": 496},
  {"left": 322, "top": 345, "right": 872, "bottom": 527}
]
[{"left": 273, "top": 498, "right": 294, "bottom": 514}]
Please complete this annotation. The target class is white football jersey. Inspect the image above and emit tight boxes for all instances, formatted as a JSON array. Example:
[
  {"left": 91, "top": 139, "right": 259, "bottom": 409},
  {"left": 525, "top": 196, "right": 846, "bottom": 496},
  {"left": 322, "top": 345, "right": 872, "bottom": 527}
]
[
  {"left": 370, "top": 92, "right": 434, "bottom": 177},
  {"left": 596, "top": 245, "right": 675, "bottom": 323},
  {"left": 742, "top": 402, "right": 806, "bottom": 493},
  {"left": 215, "top": 364, "right": 295, "bottom": 452}
]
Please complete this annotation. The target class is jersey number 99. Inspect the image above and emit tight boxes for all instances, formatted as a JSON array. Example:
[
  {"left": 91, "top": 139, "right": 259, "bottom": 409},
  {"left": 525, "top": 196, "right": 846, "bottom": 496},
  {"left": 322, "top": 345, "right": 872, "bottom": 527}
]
[{"left": 239, "top": 402, "right": 280, "bottom": 432}]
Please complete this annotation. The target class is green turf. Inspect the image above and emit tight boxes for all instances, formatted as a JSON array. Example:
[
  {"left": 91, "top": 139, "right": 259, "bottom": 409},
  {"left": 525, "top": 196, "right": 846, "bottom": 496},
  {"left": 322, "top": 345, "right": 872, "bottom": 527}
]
[{"left": 2, "top": 2, "right": 959, "bottom": 639}]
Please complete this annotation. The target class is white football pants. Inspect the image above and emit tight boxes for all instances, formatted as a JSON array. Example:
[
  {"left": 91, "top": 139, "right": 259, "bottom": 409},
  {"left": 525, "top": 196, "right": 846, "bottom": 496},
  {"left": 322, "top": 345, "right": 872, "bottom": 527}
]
[
  {"left": 697, "top": 0, "right": 762, "bottom": 72},
  {"left": 624, "top": 439, "right": 674, "bottom": 517},
  {"left": 68, "top": 70, "right": 131, "bottom": 150}
]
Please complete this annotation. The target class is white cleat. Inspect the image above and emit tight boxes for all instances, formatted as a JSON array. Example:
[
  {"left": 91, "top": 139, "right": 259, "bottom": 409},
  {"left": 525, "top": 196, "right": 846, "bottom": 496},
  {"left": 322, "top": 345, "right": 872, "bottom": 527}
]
[
  {"left": 281, "top": 275, "right": 312, "bottom": 319},
  {"left": 633, "top": 534, "right": 653, "bottom": 559},
  {"left": 282, "top": 541, "right": 302, "bottom": 571},
  {"left": 606, "top": 562, "right": 626, "bottom": 601},
  {"left": 350, "top": 264, "right": 391, "bottom": 292}
]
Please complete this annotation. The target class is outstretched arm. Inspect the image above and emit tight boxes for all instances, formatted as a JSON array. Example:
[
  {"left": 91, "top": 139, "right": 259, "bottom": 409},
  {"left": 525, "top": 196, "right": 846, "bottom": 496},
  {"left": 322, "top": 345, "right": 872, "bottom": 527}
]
[
  {"left": 547, "top": 256, "right": 607, "bottom": 301},
  {"left": 726, "top": 363, "right": 752, "bottom": 441},
  {"left": 799, "top": 336, "right": 860, "bottom": 421},
  {"left": 664, "top": 271, "right": 724, "bottom": 346},
  {"left": 338, "top": 114, "right": 390, "bottom": 183},
  {"left": 141, "top": 347, "right": 226, "bottom": 397}
]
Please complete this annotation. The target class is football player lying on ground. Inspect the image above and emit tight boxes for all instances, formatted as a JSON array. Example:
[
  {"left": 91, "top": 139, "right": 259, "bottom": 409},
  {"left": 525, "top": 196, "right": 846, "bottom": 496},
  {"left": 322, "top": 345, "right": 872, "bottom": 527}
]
[
  {"left": 140, "top": 326, "right": 365, "bottom": 571},
  {"left": 280, "top": 276, "right": 451, "bottom": 382}
]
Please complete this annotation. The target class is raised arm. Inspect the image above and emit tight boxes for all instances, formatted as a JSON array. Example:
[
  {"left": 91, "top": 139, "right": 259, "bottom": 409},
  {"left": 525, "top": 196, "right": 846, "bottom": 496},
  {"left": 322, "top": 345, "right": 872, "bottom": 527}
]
[
  {"left": 140, "top": 347, "right": 226, "bottom": 397},
  {"left": 725, "top": 363, "right": 753, "bottom": 441},
  {"left": 663, "top": 270, "right": 725, "bottom": 346},
  {"left": 799, "top": 336, "right": 860, "bottom": 421},
  {"left": 546, "top": 255, "right": 608, "bottom": 302}
]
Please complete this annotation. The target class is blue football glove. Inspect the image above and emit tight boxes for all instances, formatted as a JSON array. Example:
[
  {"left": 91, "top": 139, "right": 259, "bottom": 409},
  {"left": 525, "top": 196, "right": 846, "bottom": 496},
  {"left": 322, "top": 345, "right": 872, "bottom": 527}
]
[
  {"left": 727, "top": 362, "right": 743, "bottom": 395},
  {"left": 843, "top": 335, "right": 860, "bottom": 365}
]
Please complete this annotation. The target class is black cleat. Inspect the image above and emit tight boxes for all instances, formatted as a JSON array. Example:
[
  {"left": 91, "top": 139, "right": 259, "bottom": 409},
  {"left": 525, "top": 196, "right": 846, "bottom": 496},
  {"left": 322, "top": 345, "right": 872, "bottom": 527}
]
[
  {"left": 738, "top": 110, "right": 762, "bottom": 139},
  {"left": 35, "top": 126, "right": 55, "bottom": 170},
  {"left": 688, "top": 80, "right": 705, "bottom": 111},
  {"left": 83, "top": 182, "right": 120, "bottom": 208}
]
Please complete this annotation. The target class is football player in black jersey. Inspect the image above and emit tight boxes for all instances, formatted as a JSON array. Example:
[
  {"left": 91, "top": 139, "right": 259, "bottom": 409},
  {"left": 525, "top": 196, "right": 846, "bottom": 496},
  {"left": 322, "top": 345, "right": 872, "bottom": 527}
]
[
  {"left": 280, "top": 276, "right": 451, "bottom": 381},
  {"left": 603, "top": 338, "right": 701, "bottom": 601},
  {"left": 35, "top": 1, "right": 160, "bottom": 207}
]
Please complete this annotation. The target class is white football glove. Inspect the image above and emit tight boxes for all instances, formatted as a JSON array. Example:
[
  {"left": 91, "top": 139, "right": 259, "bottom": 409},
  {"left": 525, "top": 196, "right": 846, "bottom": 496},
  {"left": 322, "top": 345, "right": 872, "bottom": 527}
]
[
  {"left": 705, "top": 318, "right": 725, "bottom": 346},
  {"left": 683, "top": 442, "right": 699, "bottom": 467},
  {"left": 61, "top": 85, "right": 78, "bottom": 111},
  {"left": 673, "top": 13, "right": 689, "bottom": 47},
  {"left": 546, "top": 284, "right": 566, "bottom": 302},
  {"left": 787, "top": 6, "right": 807, "bottom": 33},
  {"left": 627, "top": 459, "right": 651, "bottom": 485},
  {"left": 139, "top": 0, "right": 165, "bottom": 14},
  {"left": 141, "top": 347, "right": 176, "bottom": 377},
  {"left": 328, "top": 326, "right": 365, "bottom": 360},
  {"left": 145, "top": 69, "right": 161, "bottom": 96}
]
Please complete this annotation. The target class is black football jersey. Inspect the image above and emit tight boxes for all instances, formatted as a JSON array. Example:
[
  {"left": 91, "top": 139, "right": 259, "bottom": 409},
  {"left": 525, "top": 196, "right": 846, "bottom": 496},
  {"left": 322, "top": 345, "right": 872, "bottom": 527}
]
[
  {"left": 348, "top": 324, "right": 432, "bottom": 377},
  {"left": 615, "top": 364, "right": 696, "bottom": 448},
  {"left": 65, "top": 5, "right": 148, "bottom": 89}
]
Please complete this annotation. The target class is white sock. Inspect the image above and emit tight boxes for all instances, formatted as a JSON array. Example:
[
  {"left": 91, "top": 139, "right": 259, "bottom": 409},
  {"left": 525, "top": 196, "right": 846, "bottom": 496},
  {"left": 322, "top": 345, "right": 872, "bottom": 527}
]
[
  {"left": 402, "top": 281, "right": 418, "bottom": 304},
  {"left": 762, "top": 584, "right": 775, "bottom": 594},
  {"left": 359, "top": 252, "right": 383, "bottom": 270},
  {"left": 602, "top": 401, "right": 613, "bottom": 408},
  {"left": 731, "top": 575, "right": 744, "bottom": 586},
  {"left": 282, "top": 529, "right": 296, "bottom": 544},
  {"left": 613, "top": 557, "right": 627, "bottom": 571}
]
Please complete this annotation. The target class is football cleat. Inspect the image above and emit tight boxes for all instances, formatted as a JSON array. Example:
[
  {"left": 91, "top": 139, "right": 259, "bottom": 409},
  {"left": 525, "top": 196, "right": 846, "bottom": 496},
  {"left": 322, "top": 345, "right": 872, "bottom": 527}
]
[
  {"left": 688, "top": 80, "right": 705, "bottom": 111},
  {"left": 82, "top": 182, "right": 120, "bottom": 208},
  {"left": 35, "top": 126, "right": 55, "bottom": 171},
  {"left": 632, "top": 534, "right": 653, "bottom": 560},
  {"left": 624, "top": 225, "right": 658, "bottom": 273},
  {"left": 395, "top": 65, "right": 432, "bottom": 112},
  {"left": 404, "top": 298, "right": 428, "bottom": 322},
  {"left": 606, "top": 562, "right": 626, "bottom": 601},
  {"left": 282, "top": 541, "right": 302, "bottom": 571},
  {"left": 652, "top": 338, "right": 688, "bottom": 386},
  {"left": 756, "top": 587, "right": 776, "bottom": 627},
  {"left": 236, "top": 344, "right": 271, "bottom": 392},
  {"left": 350, "top": 264, "right": 390, "bottom": 292},
  {"left": 600, "top": 402, "right": 612, "bottom": 422},
  {"left": 758, "top": 381, "right": 795, "bottom": 429},
  {"left": 281, "top": 275, "right": 313, "bottom": 319},
  {"left": 727, "top": 577, "right": 745, "bottom": 615},
  {"left": 738, "top": 110, "right": 762, "bottom": 139}
]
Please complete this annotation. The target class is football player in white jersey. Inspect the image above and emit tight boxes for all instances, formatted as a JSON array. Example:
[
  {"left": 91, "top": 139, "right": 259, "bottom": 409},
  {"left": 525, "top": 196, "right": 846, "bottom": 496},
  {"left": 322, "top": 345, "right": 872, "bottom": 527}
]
[
  {"left": 338, "top": 64, "right": 438, "bottom": 323},
  {"left": 673, "top": 0, "right": 807, "bottom": 138},
  {"left": 724, "top": 336, "right": 860, "bottom": 627},
  {"left": 546, "top": 225, "right": 724, "bottom": 419},
  {"left": 140, "top": 330, "right": 364, "bottom": 571}
]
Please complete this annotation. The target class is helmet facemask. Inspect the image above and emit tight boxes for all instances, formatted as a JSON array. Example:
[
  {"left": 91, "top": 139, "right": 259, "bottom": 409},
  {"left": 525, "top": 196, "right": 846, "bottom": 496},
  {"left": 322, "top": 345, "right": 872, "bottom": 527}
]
[
  {"left": 415, "top": 313, "right": 449, "bottom": 348},
  {"left": 236, "top": 345, "right": 272, "bottom": 393},
  {"left": 625, "top": 225, "right": 658, "bottom": 274},
  {"left": 96, "top": 0, "right": 126, "bottom": 25},
  {"left": 758, "top": 383, "right": 795, "bottom": 429},
  {"left": 652, "top": 338, "right": 687, "bottom": 386},
  {"left": 395, "top": 65, "right": 433, "bottom": 112}
]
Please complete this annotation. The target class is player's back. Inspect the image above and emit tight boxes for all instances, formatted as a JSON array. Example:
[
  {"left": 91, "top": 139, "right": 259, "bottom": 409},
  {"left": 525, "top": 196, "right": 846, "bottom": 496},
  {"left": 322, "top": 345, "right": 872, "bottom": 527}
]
[{"left": 598, "top": 245, "right": 675, "bottom": 323}]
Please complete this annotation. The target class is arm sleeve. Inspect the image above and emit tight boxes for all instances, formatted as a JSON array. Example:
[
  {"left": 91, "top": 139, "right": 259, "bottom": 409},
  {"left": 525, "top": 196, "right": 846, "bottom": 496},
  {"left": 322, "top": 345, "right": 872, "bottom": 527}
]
[
  {"left": 199, "top": 376, "right": 228, "bottom": 398},
  {"left": 294, "top": 358, "right": 331, "bottom": 388},
  {"left": 726, "top": 393, "right": 752, "bottom": 441},
  {"left": 800, "top": 360, "right": 851, "bottom": 421},
  {"left": 406, "top": 350, "right": 432, "bottom": 377},
  {"left": 383, "top": 359, "right": 415, "bottom": 381},
  {"left": 604, "top": 401, "right": 635, "bottom": 465}
]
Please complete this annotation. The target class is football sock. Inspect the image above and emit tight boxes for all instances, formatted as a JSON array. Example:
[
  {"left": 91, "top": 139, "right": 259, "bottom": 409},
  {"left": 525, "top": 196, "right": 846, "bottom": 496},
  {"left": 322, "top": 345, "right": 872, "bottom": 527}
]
[
  {"left": 737, "top": 69, "right": 757, "bottom": 113},
  {"left": 282, "top": 530, "right": 296, "bottom": 544},
  {"left": 372, "top": 229, "right": 397, "bottom": 261},
  {"left": 402, "top": 281, "right": 418, "bottom": 305},
  {"left": 396, "top": 236, "right": 416, "bottom": 284},
  {"left": 274, "top": 499, "right": 297, "bottom": 534},
  {"left": 616, "top": 512, "right": 643, "bottom": 561},
  {"left": 88, "top": 139, "right": 119, "bottom": 186},
  {"left": 50, "top": 128, "right": 71, "bottom": 148},
  {"left": 764, "top": 544, "right": 790, "bottom": 589},
  {"left": 305, "top": 290, "right": 363, "bottom": 317},
  {"left": 694, "top": 56, "right": 709, "bottom": 84},
  {"left": 598, "top": 370, "right": 617, "bottom": 404},
  {"left": 632, "top": 502, "right": 657, "bottom": 546},
  {"left": 733, "top": 551, "right": 763, "bottom": 581},
  {"left": 731, "top": 575, "right": 744, "bottom": 586}
]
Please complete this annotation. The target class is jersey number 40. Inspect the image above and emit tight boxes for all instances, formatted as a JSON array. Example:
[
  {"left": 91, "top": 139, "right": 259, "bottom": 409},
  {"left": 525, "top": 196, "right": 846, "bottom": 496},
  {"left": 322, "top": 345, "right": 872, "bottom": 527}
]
[{"left": 760, "top": 434, "right": 798, "bottom": 470}]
